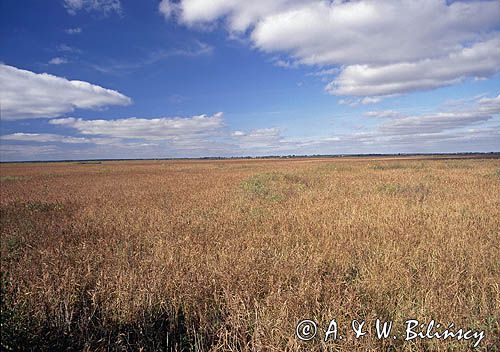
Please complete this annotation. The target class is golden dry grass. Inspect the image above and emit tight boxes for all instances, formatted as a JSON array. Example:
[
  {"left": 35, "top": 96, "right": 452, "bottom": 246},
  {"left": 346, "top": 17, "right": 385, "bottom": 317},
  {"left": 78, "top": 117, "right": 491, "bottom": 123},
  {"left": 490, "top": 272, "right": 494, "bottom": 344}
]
[{"left": 1, "top": 157, "right": 499, "bottom": 351}]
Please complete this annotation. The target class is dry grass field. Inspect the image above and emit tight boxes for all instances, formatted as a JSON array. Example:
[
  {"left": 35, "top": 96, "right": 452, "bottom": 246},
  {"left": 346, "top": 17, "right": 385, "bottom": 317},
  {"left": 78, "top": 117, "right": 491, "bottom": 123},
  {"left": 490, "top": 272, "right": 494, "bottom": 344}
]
[{"left": 1, "top": 157, "right": 499, "bottom": 351}]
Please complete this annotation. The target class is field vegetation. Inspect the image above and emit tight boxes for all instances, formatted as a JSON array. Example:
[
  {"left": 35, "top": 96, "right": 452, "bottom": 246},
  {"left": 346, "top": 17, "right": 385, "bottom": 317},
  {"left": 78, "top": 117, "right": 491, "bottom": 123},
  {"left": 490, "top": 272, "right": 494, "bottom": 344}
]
[{"left": 1, "top": 157, "right": 499, "bottom": 351}]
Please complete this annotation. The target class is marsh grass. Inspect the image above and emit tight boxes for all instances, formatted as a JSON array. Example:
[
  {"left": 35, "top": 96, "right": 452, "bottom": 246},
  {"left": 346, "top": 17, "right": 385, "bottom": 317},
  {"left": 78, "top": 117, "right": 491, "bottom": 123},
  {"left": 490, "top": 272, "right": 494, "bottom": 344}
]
[
  {"left": 0, "top": 175, "right": 27, "bottom": 183},
  {"left": 240, "top": 172, "right": 308, "bottom": 201},
  {"left": 378, "top": 183, "right": 430, "bottom": 201},
  {"left": 369, "top": 162, "right": 427, "bottom": 171},
  {"left": 369, "top": 163, "right": 407, "bottom": 170},
  {"left": 316, "top": 163, "right": 354, "bottom": 173},
  {"left": 1, "top": 157, "right": 499, "bottom": 351},
  {"left": 444, "top": 161, "right": 473, "bottom": 169}
]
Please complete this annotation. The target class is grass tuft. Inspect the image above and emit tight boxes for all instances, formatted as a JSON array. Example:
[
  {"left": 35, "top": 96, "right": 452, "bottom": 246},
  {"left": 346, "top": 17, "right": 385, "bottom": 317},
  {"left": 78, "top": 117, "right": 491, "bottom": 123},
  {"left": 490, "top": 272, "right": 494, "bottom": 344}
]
[
  {"left": 0, "top": 176, "right": 27, "bottom": 183},
  {"left": 240, "top": 172, "right": 308, "bottom": 201}
]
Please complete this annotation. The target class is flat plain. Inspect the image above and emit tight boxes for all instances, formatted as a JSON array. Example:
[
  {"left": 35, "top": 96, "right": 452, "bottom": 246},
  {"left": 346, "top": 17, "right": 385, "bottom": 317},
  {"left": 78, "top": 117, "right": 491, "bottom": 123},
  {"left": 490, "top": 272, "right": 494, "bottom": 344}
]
[{"left": 1, "top": 156, "right": 499, "bottom": 351}]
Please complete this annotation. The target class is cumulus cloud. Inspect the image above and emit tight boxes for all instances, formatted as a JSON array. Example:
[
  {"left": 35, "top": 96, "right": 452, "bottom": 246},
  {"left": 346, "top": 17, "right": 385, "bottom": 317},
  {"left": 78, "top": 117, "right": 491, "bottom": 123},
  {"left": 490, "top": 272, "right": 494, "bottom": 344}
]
[
  {"left": 327, "top": 37, "right": 500, "bottom": 96},
  {"left": 0, "top": 64, "right": 132, "bottom": 120},
  {"left": 250, "top": 1, "right": 500, "bottom": 64},
  {"left": 63, "top": 0, "right": 122, "bottom": 15},
  {"left": 162, "top": 0, "right": 500, "bottom": 97},
  {"left": 171, "top": 0, "right": 303, "bottom": 32},
  {"left": 49, "top": 112, "right": 224, "bottom": 140}
]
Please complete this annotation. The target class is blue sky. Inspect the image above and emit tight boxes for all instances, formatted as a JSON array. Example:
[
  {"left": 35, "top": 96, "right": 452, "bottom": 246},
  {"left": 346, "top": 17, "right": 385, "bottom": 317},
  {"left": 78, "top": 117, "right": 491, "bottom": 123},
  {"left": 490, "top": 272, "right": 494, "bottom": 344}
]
[{"left": 1, "top": 0, "right": 499, "bottom": 161}]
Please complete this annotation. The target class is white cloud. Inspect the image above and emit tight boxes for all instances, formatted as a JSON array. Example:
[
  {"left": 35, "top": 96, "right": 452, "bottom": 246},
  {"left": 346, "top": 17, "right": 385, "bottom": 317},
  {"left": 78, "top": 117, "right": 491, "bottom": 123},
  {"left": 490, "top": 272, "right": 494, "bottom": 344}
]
[
  {"left": 307, "top": 68, "right": 339, "bottom": 77},
  {"left": 57, "top": 44, "right": 81, "bottom": 53},
  {"left": 372, "top": 94, "right": 500, "bottom": 135},
  {"left": 49, "top": 57, "right": 68, "bottom": 65},
  {"left": 65, "top": 27, "right": 82, "bottom": 34},
  {"left": 327, "top": 36, "right": 500, "bottom": 96},
  {"left": 378, "top": 111, "right": 493, "bottom": 135},
  {"left": 231, "top": 127, "right": 283, "bottom": 148},
  {"left": 0, "top": 64, "right": 132, "bottom": 120},
  {"left": 159, "top": 0, "right": 176, "bottom": 19},
  {"left": 163, "top": 41, "right": 214, "bottom": 57},
  {"left": 365, "top": 110, "right": 402, "bottom": 118},
  {"left": 164, "top": 0, "right": 500, "bottom": 97},
  {"left": 0, "top": 132, "right": 133, "bottom": 146},
  {"left": 2, "top": 94, "right": 499, "bottom": 161},
  {"left": 309, "top": 126, "right": 500, "bottom": 153},
  {"left": 273, "top": 59, "right": 298, "bottom": 69},
  {"left": 63, "top": 0, "right": 122, "bottom": 15},
  {"left": 1, "top": 113, "right": 228, "bottom": 160},
  {"left": 250, "top": 1, "right": 500, "bottom": 64},
  {"left": 229, "top": 95, "right": 500, "bottom": 152},
  {"left": 477, "top": 95, "right": 500, "bottom": 114},
  {"left": 0, "top": 145, "right": 59, "bottom": 159},
  {"left": 338, "top": 96, "right": 383, "bottom": 107},
  {"left": 173, "top": 0, "right": 303, "bottom": 32},
  {"left": 49, "top": 112, "right": 224, "bottom": 140},
  {"left": 1, "top": 133, "right": 91, "bottom": 144},
  {"left": 361, "top": 97, "right": 382, "bottom": 105}
]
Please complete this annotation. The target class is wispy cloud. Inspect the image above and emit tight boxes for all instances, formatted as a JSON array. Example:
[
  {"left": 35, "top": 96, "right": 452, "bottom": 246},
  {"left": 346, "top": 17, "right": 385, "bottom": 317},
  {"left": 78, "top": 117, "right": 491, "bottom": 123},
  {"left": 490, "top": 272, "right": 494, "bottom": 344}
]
[
  {"left": 167, "top": 94, "right": 188, "bottom": 104},
  {"left": 365, "top": 110, "right": 403, "bottom": 119},
  {"left": 63, "top": 0, "right": 122, "bottom": 16},
  {"left": 158, "top": 0, "right": 176, "bottom": 19},
  {"left": 0, "top": 144, "right": 59, "bottom": 158},
  {"left": 1, "top": 133, "right": 92, "bottom": 144},
  {"left": 338, "top": 96, "right": 384, "bottom": 107},
  {"left": 65, "top": 27, "right": 82, "bottom": 34},
  {"left": 273, "top": 59, "right": 298, "bottom": 69},
  {"left": 307, "top": 68, "right": 339, "bottom": 77},
  {"left": 56, "top": 44, "right": 81, "bottom": 53},
  {"left": 88, "top": 41, "right": 214, "bottom": 74},
  {"left": 48, "top": 57, "right": 68, "bottom": 65}
]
